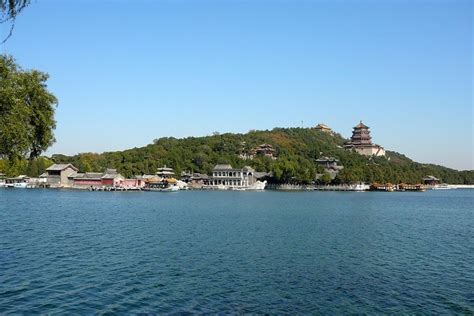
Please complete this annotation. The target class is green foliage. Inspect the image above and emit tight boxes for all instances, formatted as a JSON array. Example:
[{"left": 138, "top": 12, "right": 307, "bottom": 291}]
[
  {"left": 319, "top": 172, "right": 332, "bottom": 185},
  {"left": 0, "top": 0, "right": 30, "bottom": 22},
  {"left": 1, "top": 0, "right": 31, "bottom": 43},
  {"left": 48, "top": 127, "right": 474, "bottom": 184},
  {"left": 0, "top": 55, "right": 57, "bottom": 160},
  {"left": 0, "top": 156, "right": 53, "bottom": 177}
]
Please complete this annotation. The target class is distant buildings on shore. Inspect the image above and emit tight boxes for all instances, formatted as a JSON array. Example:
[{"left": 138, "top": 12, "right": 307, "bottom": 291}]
[
  {"left": 314, "top": 121, "right": 385, "bottom": 157},
  {"left": 3, "top": 120, "right": 393, "bottom": 189},
  {"left": 33, "top": 163, "right": 267, "bottom": 190},
  {"left": 40, "top": 164, "right": 145, "bottom": 189}
]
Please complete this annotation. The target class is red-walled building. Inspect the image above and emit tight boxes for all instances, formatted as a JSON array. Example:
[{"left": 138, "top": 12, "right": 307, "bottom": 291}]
[
  {"left": 73, "top": 173, "right": 104, "bottom": 188},
  {"left": 72, "top": 169, "right": 144, "bottom": 189}
]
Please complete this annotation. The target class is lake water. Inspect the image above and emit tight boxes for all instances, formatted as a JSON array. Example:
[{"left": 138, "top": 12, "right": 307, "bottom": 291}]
[{"left": 0, "top": 189, "right": 473, "bottom": 314}]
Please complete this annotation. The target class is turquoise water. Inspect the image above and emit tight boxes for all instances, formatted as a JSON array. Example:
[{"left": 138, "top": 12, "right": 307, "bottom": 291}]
[{"left": 0, "top": 189, "right": 473, "bottom": 314}]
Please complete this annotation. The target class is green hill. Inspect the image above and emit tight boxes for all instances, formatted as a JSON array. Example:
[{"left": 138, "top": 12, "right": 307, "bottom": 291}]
[{"left": 46, "top": 127, "right": 473, "bottom": 185}]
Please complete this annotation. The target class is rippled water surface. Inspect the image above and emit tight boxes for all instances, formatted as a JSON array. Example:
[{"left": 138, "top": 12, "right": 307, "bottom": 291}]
[{"left": 1, "top": 189, "right": 473, "bottom": 314}]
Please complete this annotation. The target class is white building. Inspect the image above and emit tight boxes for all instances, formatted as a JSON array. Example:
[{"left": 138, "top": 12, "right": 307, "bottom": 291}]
[{"left": 210, "top": 164, "right": 264, "bottom": 189}]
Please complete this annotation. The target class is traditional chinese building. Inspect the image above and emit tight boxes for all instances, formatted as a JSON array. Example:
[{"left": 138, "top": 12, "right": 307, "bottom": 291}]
[
  {"left": 181, "top": 171, "right": 210, "bottom": 186},
  {"left": 156, "top": 166, "right": 175, "bottom": 179},
  {"left": 101, "top": 169, "right": 125, "bottom": 186},
  {"left": 315, "top": 157, "right": 344, "bottom": 180},
  {"left": 252, "top": 144, "right": 277, "bottom": 160},
  {"left": 41, "top": 164, "right": 79, "bottom": 188},
  {"left": 344, "top": 121, "right": 385, "bottom": 156},
  {"left": 73, "top": 172, "right": 104, "bottom": 188},
  {"left": 422, "top": 175, "right": 440, "bottom": 186},
  {"left": 314, "top": 123, "right": 333, "bottom": 134},
  {"left": 240, "top": 144, "right": 277, "bottom": 160}
]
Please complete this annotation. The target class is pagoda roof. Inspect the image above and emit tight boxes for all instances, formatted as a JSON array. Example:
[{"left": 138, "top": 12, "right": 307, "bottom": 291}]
[
  {"left": 315, "top": 123, "right": 331, "bottom": 129},
  {"left": 354, "top": 121, "right": 369, "bottom": 129}
]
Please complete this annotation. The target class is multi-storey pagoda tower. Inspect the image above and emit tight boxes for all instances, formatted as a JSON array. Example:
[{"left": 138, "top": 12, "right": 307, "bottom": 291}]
[
  {"left": 350, "top": 121, "right": 372, "bottom": 146},
  {"left": 344, "top": 121, "right": 385, "bottom": 156}
]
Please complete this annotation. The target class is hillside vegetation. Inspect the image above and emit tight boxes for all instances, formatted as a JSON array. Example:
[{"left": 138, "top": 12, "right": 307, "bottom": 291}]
[{"left": 42, "top": 127, "right": 473, "bottom": 185}]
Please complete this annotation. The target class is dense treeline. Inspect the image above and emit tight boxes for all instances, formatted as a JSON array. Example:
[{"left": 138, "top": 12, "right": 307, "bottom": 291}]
[
  {"left": 0, "top": 156, "right": 53, "bottom": 177},
  {"left": 1, "top": 127, "right": 472, "bottom": 184},
  {"left": 40, "top": 128, "right": 474, "bottom": 185}
]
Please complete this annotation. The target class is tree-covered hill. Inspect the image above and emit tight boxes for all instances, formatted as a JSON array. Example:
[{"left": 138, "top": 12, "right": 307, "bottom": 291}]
[{"left": 44, "top": 127, "right": 473, "bottom": 185}]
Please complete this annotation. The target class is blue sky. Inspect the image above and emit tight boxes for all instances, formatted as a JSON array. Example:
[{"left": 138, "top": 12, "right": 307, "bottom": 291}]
[{"left": 2, "top": 0, "right": 472, "bottom": 170}]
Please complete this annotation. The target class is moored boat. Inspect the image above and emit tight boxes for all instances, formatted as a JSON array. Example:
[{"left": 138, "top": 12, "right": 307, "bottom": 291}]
[
  {"left": 350, "top": 183, "right": 369, "bottom": 191},
  {"left": 370, "top": 183, "right": 396, "bottom": 192},
  {"left": 143, "top": 166, "right": 185, "bottom": 192},
  {"left": 431, "top": 184, "right": 452, "bottom": 190},
  {"left": 397, "top": 183, "right": 426, "bottom": 192},
  {"left": 5, "top": 176, "right": 29, "bottom": 188}
]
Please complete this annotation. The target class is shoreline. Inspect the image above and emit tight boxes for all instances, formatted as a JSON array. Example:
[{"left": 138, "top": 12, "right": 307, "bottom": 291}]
[{"left": 3, "top": 184, "right": 474, "bottom": 192}]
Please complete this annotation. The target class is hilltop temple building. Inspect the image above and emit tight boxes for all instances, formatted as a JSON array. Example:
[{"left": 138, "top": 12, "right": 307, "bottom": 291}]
[
  {"left": 344, "top": 121, "right": 385, "bottom": 156},
  {"left": 314, "top": 123, "right": 333, "bottom": 134}
]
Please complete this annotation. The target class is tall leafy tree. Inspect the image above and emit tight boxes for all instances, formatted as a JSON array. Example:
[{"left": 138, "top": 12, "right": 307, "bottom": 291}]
[
  {"left": 0, "top": 0, "right": 31, "bottom": 43},
  {"left": 0, "top": 55, "right": 57, "bottom": 161}
]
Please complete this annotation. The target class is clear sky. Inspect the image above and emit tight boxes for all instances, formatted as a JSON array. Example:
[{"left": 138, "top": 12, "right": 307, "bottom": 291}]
[{"left": 1, "top": 0, "right": 472, "bottom": 170}]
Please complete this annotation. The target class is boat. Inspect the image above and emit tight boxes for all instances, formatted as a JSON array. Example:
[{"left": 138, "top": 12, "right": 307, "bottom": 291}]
[
  {"left": 350, "top": 183, "right": 369, "bottom": 191},
  {"left": 5, "top": 176, "right": 29, "bottom": 188},
  {"left": 216, "top": 184, "right": 228, "bottom": 190},
  {"left": 370, "top": 183, "right": 396, "bottom": 192},
  {"left": 13, "top": 182, "right": 28, "bottom": 189},
  {"left": 231, "top": 187, "right": 246, "bottom": 191},
  {"left": 397, "top": 183, "right": 426, "bottom": 192},
  {"left": 143, "top": 176, "right": 181, "bottom": 192},
  {"left": 431, "top": 184, "right": 452, "bottom": 190},
  {"left": 246, "top": 180, "right": 267, "bottom": 190},
  {"left": 159, "top": 185, "right": 179, "bottom": 192}
]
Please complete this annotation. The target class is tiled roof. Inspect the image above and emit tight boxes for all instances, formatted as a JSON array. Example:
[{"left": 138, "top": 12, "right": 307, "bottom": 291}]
[
  {"left": 315, "top": 123, "right": 331, "bottom": 129},
  {"left": 423, "top": 175, "right": 440, "bottom": 181},
  {"left": 46, "top": 164, "right": 78, "bottom": 171},
  {"left": 214, "top": 164, "right": 234, "bottom": 170},
  {"left": 192, "top": 173, "right": 209, "bottom": 179},
  {"left": 74, "top": 172, "right": 103, "bottom": 180},
  {"left": 102, "top": 172, "right": 124, "bottom": 179},
  {"left": 254, "top": 171, "right": 271, "bottom": 179},
  {"left": 243, "top": 166, "right": 255, "bottom": 172},
  {"left": 316, "top": 157, "right": 339, "bottom": 162},
  {"left": 354, "top": 121, "right": 369, "bottom": 129}
]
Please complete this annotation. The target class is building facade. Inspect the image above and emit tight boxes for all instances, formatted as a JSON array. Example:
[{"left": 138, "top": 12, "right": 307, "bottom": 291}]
[
  {"left": 73, "top": 173, "right": 104, "bottom": 188},
  {"left": 42, "top": 164, "right": 79, "bottom": 188},
  {"left": 210, "top": 164, "right": 257, "bottom": 188},
  {"left": 101, "top": 169, "right": 125, "bottom": 186},
  {"left": 314, "top": 123, "right": 333, "bottom": 134},
  {"left": 315, "top": 156, "right": 344, "bottom": 180},
  {"left": 344, "top": 121, "right": 385, "bottom": 156}
]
